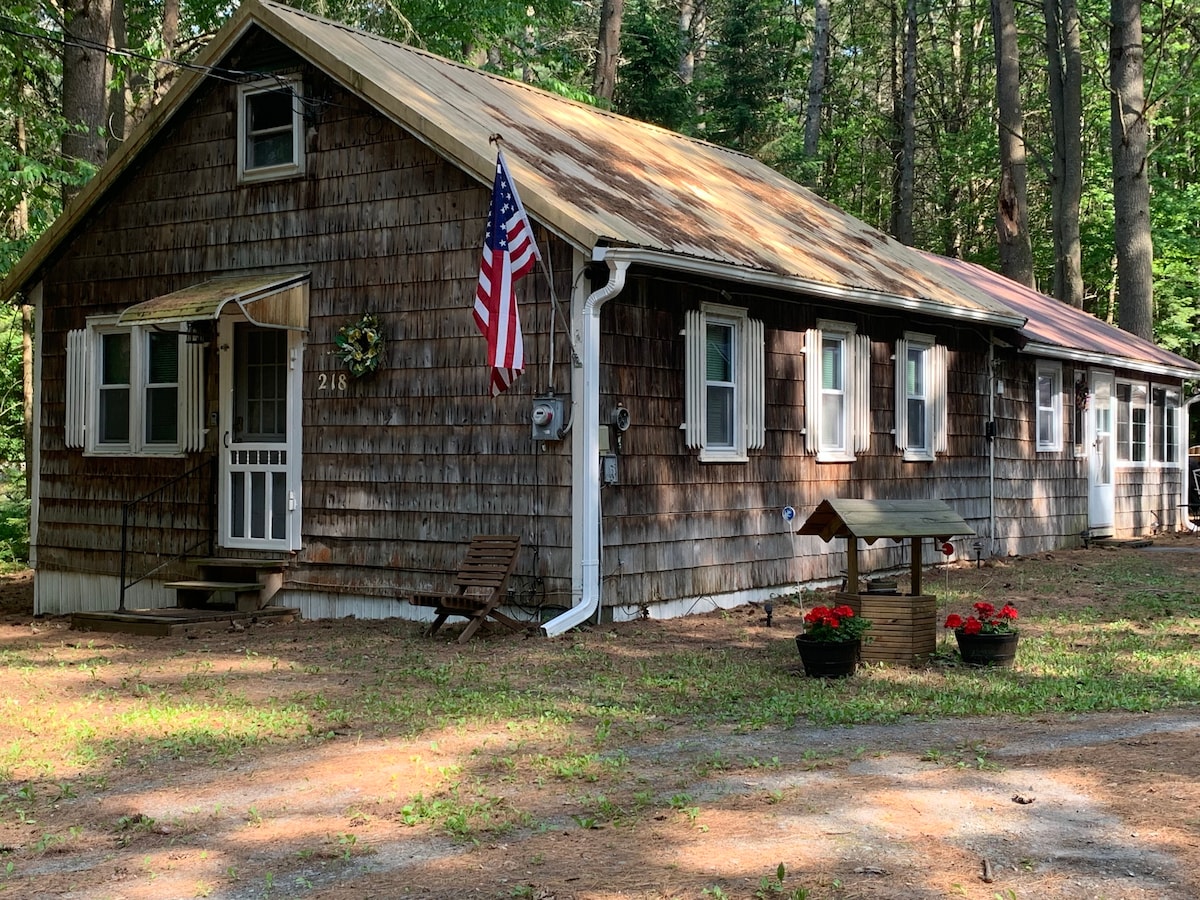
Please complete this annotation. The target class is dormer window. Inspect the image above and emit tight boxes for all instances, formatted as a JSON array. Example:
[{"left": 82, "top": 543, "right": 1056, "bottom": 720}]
[{"left": 238, "top": 78, "right": 304, "bottom": 182}]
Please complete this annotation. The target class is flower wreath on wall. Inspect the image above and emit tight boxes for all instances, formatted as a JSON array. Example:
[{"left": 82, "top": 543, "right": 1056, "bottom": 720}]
[{"left": 334, "top": 313, "right": 386, "bottom": 378}]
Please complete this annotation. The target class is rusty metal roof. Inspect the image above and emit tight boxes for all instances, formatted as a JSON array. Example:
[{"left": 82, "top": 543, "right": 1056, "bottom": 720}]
[
  {"left": 0, "top": 0, "right": 1020, "bottom": 327},
  {"left": 926, "top": 254, "right": 1200, "bottom": 378}
]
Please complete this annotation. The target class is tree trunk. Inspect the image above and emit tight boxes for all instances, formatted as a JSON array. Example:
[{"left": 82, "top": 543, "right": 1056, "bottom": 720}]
[
  {"left": 1110, "top": 0, "right": 1153, "bottom": 340},
  {"left": 678, "top": 0, "right": 696, "bottom": 84},
  {"left": 107, "top": 0, "right": 126, "bottom": 155},
  {"left": 593, "top": 0, "right": 625, "bottom": 103},
  {"left": 1044, "top": 0, "right": 1085, "bottom": 307},
  {"left": 890, "top": 0, "right": 917, "bottom": 245},
  {"left": 61, "top": 0, "right": 114, "bottom": 201},
  {"left": 991, "top": 0, "right": 1034, "bottom": 287},
  {"left": 803, "top": 0, "right": 831, "bottom": 157}
]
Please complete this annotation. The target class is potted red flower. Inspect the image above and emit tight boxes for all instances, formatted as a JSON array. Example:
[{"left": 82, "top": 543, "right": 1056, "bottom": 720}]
[
  {"left": 944, "top": 601, "right": 1019, "bottom": 667},
  {"left": 795, "top": 604, "right": 871, "bottom": 677}
]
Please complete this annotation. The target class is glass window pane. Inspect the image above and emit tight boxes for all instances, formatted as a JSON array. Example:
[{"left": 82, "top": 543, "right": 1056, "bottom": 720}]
[
  {"left": 101, "top": 333, "right": 130, "bottom": 385},
  {"left": 251, "top": 472, "right": 266, "bottom": 539},
  {"left": 822, "top": 394, "right": 844, "bottom": 449},
  {"left": 272, "top": 472, "right": 287, "bottom": 540},
  {"left": 907, "top": 398, "right": 926, "bottom": 448},
  {"left": 99, "top": 388, "right": 130, "bottom": 443},
  {"left": 248, "top": 90, "right": 293, "bottom": 131},
  {"left": 906, "top": 348, "right": 923, "bottom": 396},
  {"left": 822, "top": 338, "right": 842, "bottom": 390},
  {"left": 705, "top": 323, "right": 732, "bottom": 382},
  {"left": 251, "top": 132, "right": 295, "bottom": 169},
  {"left": 147, "top": 332, "right": 178, "bottom": 384},
  {"left": 230, "top": 471, "right": 245, "bottom": 538},
  {"left": 706, "top": 385, "right": 734, "bottom": 447},
  {"left": 145, "top": 386, "right": 178, "bottom": 443}
]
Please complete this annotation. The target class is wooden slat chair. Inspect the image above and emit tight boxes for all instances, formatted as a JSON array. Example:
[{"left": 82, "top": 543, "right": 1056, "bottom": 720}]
[{"left": 405, "top": 535, "right": 524, "bottom": 643}]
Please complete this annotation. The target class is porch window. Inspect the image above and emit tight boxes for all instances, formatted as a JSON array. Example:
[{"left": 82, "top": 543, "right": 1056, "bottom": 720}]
[
  {"left": 804, "top": 322, "right": 870, "bottom": 461},
  {"left": 894, "top": 333, "right": 948, "bottom": 460},
  {"left": 683, "top": 304, "right": 765, "bottom": 461},
  {"left": 1151, "top": 385, "right": 1181, "bottom": 465},
  {"left": 65, "top": 318, "right": 205, "bottom": 455},
  {"left": 238, "top": 77, "right": 304, "bottom": 182},
  {"left": 1115, "top": 380, "right": 1149, "bottom": 463},
  {"left": 1035, "top": 361, "right": 1063, "bottom": 452}
]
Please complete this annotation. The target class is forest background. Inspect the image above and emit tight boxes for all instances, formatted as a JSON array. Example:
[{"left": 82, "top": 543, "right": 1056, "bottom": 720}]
[{"left": 0, "top": 0, "right": 1197, "bottom": 565}]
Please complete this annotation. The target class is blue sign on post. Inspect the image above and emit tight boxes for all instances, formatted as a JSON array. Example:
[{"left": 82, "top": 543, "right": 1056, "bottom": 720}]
[{"left": 782, "top": 506, "right": 795, "bottom": 522}]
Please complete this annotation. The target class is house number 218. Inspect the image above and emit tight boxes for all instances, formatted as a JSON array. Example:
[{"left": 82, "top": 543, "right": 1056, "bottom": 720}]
[{"left": 317, "top": 372, "right": 348, "bottom": 391}]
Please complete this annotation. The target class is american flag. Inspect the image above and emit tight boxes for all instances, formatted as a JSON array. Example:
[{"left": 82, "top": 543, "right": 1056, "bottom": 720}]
[{"left": 474, "top": 150, "right": 540, "bottom": 396}]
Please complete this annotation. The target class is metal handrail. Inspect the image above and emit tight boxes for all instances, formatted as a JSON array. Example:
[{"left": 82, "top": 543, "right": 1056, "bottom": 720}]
[{"left": 118, "top": 457, "right": 216, "bottom": 610}]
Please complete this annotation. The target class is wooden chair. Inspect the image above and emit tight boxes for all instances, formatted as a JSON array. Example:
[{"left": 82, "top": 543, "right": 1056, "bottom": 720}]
[{"left": 405, "top": 535, "right": 525, "bottom": 643}]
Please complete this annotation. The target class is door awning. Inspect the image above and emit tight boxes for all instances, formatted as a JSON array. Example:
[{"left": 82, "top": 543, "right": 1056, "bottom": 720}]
[{"left": 117, "top": 271, "right": 310, "bottom": 330}]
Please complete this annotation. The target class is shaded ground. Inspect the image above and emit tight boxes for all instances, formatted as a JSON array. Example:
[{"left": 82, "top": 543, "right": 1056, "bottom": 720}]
[{"left": 2, "top": 539, "right": 1200, "bottom": 899}]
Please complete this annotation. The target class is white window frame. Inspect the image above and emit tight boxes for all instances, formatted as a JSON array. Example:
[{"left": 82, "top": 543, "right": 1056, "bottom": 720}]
[
  {"left": 804, "top": 321, "right": 870, "bottom": 462},
  {"left": 1035, "top": 361, "right": 1063, "bottom": 452},
  {"left": 66, "top": 316, "right": 205, "bottom": 457},
  {"left": 1115, "top": 378, "right": 1150, "bottom": 465},
  {"left": 1151, "top": 383, "right": 1182, "bottom": 466},
  {"left": 894, "top": 332, "right": 947, "bottom": 461},
  {"left": 683, "top": 303, "right": 764, "bottom": 462},
  {"left": 237, "top": 77, "right": 305, "bottom": 183}
]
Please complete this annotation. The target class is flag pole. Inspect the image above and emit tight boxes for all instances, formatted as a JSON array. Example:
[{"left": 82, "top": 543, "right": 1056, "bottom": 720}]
[{"left": 487, "top": 136, "right": 583, "bottom": 386}]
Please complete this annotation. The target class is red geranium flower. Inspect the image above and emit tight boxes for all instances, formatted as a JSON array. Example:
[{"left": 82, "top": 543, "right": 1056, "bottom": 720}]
[
  {"left": 801, "top": 602, "right": 871, "bottom": 643},
  {"left": 943, "top": 600, "right": 1019, "bottom": 636}
]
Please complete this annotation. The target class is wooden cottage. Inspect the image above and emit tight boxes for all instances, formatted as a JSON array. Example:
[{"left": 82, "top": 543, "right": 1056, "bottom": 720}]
[{"left": 2, "top": 0, "right": 1196, "bottom": 632}]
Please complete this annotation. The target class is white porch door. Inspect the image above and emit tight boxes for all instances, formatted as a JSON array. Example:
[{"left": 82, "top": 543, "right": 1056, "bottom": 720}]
[
  {"left": 218, "top": 319, "right": 303, "bottom": 551},
  {"left": 1088, "top": 369, "right": 1115, "bottom": 535}
]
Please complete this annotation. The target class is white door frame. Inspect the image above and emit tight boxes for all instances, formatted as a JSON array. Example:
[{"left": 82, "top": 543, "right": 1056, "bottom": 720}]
[
  {"left": 217, "top": 316, "right": 304, "bottom": 551},
  {"left": 1088, "top": 368, "right": 1115, "bottom": 535}
]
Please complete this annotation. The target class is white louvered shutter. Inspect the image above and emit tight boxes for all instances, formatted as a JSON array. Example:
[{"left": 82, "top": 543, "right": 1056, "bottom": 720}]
[
  {"left": 931, "top": 343, "right": 949, "bottom": 455},
  {"left": 745, "top": 317, "right": 765, "bottom": 450},
  {"left": 178, "top": 336, "right": 207, "bottom": 452},
  {"left": 894, "top": 337, "right": 909, "bottom": 452},
  {"left": 803, "top": 327, "right": 820, "bottom": 454},
  {"left": 683, "top": 309, "right": 704, "bottom": 450},
  {"left": 65, "top": 329, "right": 88, "bottom": 449},
  {"left": 852, "top": 332, "right": 871, "bottom": 454}
]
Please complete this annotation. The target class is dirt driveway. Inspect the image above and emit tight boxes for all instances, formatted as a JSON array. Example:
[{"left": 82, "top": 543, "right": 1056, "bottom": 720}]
[{"left": 2, "top": 542, "right": 1200, "bottom": 900}]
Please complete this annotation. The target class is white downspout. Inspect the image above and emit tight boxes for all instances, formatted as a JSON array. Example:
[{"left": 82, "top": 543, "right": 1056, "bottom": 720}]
[
  {"left": 542, "top": 254, "right": 629, "bottom": 637},
  {"left": 988, "top": 331, "right": 997, "bottom": 556}
]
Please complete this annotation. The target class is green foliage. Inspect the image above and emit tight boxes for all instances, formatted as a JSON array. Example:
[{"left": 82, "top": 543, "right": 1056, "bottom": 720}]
[{"left": 614, "top": 0, "right": 694, "bottom": 132}]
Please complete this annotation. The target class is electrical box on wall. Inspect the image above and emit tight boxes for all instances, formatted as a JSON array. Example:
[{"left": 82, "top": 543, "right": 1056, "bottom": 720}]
[
  {"left": 601, "top": 453, "right": 618, "bottom": 485},
  {"left": 531, "top": 396, "right": 563, "bottom": 440}
]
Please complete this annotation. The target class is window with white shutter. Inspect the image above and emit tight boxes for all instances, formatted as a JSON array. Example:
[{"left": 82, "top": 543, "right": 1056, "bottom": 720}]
[
  {"left": 894, "top": 333, "right": 948, "bottom": 460},
  {"left": 683, "top": 303, "right": 764, "bottom": 462},
  {"left": 804, "top": 321, "right": 870, "bottom": 461},
  {"left": 64, "top": 318, "right": 206, "bottom": 455}
]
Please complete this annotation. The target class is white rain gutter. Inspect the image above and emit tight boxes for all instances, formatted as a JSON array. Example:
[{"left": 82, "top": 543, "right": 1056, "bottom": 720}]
[{"left": 541, "top": 253, "right": 630, "bottom": 637}]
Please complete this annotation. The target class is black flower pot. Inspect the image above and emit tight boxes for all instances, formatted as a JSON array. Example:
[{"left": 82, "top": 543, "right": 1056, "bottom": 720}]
[
  {"left": 954, "top": 631, "right": 1019, "bottom": 667},
  {"left": 795, "top": 636, "right": 861, "bottom": 678}
]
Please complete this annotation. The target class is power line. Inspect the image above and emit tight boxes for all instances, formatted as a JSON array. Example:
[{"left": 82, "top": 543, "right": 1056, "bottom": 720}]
[{"left": 0, "top": 16, "right": 272, "bottom": 88}]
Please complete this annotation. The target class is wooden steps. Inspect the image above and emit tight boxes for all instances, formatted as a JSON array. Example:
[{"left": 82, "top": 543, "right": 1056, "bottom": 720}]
[
  {"left": 164, "top": 580, "right": 267, "bottom": 611},
  {"left": 70, "top": 605, "right": 298, "bottom": 637}
]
